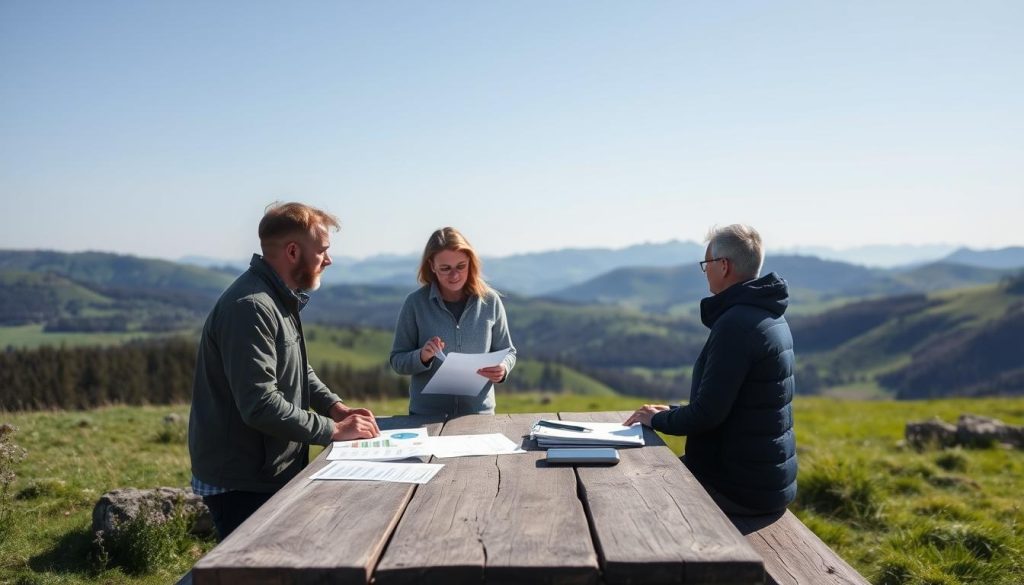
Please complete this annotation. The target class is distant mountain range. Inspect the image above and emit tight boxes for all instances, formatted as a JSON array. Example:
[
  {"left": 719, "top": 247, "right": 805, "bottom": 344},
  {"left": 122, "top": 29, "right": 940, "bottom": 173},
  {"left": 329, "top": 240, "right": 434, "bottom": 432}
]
[
  {"left": 181, "top": 243, "right": 1024, "bottom": 297},
  {"left": 544, "top": 256, "right": 1017, "bottom": 316},
  {"left": 775, "top": 244, "right": 959, "bottom": 267}
]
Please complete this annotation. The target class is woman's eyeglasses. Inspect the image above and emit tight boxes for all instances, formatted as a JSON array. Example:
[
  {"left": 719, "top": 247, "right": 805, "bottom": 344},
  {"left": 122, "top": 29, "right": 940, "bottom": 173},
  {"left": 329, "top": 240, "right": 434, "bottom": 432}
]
[{"left": 436, "top": 263, "right": 468, "bottom": 275}]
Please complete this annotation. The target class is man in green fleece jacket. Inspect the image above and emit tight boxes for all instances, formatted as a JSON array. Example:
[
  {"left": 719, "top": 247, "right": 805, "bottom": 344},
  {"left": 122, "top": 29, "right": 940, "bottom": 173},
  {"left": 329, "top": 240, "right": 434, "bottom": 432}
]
[{"left": 189, "top": 202, "right": 380, "bottom": 540}]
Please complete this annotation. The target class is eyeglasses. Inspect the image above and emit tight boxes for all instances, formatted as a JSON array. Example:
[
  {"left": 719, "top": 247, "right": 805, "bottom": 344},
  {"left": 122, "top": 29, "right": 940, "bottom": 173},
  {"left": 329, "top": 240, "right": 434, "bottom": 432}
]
[
  {"left": 699, "top": 258, "right": 726, "bottom": 272},
  {"left": 435, "top": 263, "right": 468, "bottom": 275}
]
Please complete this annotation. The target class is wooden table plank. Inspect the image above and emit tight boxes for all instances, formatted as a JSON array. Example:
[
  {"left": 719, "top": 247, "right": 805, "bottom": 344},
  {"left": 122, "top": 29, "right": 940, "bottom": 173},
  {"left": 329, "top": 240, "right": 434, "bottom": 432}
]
[
  {"left": 729, "top": 511, "right": 869, "bottom": 585},
  {"left": 562, "top": 411, "right": 765, "bottom": 585},
  {"left": 192, "top": 415, "right": 445, "bottom": 585},
  {"left": 374, "top": 413, "right": 599, "bottom": 585}
]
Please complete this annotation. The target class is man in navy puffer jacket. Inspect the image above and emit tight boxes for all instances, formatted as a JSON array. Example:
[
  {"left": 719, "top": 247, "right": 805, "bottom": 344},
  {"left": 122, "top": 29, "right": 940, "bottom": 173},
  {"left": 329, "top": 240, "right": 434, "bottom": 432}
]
[{"left": 625, "top": 224, "right": 797, "bottom": 515}]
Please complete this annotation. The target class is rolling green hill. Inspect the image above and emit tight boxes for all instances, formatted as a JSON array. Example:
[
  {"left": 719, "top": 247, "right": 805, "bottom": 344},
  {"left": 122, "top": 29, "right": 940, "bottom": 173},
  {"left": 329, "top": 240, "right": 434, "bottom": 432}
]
[
  {"left": 0, "top": 271, "right": 113, "bottom": 325},
  {"left": 0, "top": 250, "right": 232, "bottom": 334},
  {"left": 0, "top": 250, "right": 234, "bottom": 293},
  {"left": 793, "top": 274, "right": 1024, "bottom": 398}
]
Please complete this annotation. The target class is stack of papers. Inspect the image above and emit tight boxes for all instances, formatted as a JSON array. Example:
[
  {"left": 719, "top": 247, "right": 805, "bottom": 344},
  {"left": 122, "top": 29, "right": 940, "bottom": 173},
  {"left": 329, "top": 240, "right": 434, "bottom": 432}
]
[{"left": 531, "top": 420, "right": 645, "bottom": 448}]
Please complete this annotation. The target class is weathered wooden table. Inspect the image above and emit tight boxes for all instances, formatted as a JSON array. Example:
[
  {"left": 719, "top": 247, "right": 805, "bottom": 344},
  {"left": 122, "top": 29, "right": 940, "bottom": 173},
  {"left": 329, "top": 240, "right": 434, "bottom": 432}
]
[{"left": 191, "top": 412, "right": 765, "bottom": 584}]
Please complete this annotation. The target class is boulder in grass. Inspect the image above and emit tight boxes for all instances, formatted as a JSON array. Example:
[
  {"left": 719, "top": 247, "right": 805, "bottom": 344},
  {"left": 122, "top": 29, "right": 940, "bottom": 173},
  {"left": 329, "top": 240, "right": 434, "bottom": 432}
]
[
  {"left": 957, "top": 414, "right": 1024, "bottom": 449},
  {"left": 92, "top": 487, "right": 214, "bottom": 538},
  {"left": 905, "top": 417, "right": 957, "bottom": 449}
]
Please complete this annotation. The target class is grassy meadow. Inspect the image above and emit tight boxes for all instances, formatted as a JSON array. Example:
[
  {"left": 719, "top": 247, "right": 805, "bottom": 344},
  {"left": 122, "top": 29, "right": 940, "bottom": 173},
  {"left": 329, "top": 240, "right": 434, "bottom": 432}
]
[
  {"left": 0, "top": 325, "right": 164, "bottom": 350},
  {"left": 1, "top": 395, "right": 1022, "bottom": 584}
]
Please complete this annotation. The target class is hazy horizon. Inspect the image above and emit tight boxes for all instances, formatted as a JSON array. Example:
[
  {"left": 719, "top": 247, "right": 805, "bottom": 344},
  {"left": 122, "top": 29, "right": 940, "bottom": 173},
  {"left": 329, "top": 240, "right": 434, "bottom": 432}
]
[{"left": 0, "top": 238, "right": 997, "bottom": 269}]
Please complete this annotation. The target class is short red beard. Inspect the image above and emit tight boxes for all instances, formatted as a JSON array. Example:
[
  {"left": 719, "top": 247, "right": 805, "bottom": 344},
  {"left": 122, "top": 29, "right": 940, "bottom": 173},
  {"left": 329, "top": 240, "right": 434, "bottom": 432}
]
[{"left": 291, "top": 264, "right": 321, "bottom": 292}]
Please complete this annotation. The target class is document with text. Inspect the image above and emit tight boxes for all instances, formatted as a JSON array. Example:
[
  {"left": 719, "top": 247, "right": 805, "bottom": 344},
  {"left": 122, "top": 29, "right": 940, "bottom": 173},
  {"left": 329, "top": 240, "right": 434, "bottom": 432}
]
[
  {"left": 328, "top": 428, "right": 431, "bottom": 461},
  {"left": 310, "top": 460, "right": 444, "bottom": 484}
]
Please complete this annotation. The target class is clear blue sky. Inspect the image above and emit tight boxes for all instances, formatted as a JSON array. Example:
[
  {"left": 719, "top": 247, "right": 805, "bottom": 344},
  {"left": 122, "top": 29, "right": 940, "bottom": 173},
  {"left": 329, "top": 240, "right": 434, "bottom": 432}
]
[{"left": 1, "top": 1, "right": 1021, "bottom": 261}]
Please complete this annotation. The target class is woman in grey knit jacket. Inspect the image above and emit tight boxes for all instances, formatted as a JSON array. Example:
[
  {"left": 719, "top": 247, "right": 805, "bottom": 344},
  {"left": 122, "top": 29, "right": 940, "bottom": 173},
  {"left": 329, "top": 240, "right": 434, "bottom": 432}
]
[{"left": 389, "top": 227, "right": 517, "bottom": 415}]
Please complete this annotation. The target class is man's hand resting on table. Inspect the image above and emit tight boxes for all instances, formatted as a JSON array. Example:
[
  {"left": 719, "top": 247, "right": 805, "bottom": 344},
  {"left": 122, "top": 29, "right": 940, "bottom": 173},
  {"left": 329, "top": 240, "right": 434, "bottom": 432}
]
[
  {"left": 623, "top": 404, "right": 671, "bottom": 427},
  {"left": 329, "top": 402, "right": 380, "bottom": 440}
]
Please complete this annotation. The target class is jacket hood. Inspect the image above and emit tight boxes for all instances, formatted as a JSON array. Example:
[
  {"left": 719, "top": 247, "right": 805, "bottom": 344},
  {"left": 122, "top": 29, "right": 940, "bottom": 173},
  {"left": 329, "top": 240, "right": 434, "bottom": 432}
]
[{"left": 700, "top": 272, "right": 789, "bottom": 328}]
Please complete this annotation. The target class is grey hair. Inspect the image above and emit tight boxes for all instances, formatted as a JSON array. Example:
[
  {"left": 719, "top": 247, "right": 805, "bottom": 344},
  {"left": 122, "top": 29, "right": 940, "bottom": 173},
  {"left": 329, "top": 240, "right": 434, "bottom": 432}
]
[{"left": 706, "top": 224, "right": 764, "bottom": 279}]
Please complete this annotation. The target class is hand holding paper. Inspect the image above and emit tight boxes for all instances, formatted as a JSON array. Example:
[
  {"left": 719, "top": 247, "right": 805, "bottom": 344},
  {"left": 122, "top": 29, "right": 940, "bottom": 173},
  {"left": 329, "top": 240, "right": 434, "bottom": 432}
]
[
  {"left": 422, "top": 348, "right": 511, "bottom": 396},
  {"left": 476, "top": 363, "right": 506, "bottom": 383}
]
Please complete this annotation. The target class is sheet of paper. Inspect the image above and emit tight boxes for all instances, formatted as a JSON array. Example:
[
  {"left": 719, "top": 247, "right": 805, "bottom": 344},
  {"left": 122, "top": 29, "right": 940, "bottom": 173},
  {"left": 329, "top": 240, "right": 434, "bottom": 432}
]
[
  {"left": 329, "top": 428, "right": 431, "bottom": 461},
  {"left": 310, "top": 460, "right": 444, "bottom": 484},
  {"left": 421, "top": 348, "right": 512, "bottom": 396},
  {"left": 425, "top": 433, "right": 526, "bottom": 458},
  {"left": 326, "top": 444, "right": 430, "bottom": 461}
]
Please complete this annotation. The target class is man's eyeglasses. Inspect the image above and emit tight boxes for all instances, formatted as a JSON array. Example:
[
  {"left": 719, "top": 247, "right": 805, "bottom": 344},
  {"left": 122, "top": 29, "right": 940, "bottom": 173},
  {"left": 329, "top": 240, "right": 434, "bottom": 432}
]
[{"left": 699, "top": 258, "right": 726, "bottom": 272}]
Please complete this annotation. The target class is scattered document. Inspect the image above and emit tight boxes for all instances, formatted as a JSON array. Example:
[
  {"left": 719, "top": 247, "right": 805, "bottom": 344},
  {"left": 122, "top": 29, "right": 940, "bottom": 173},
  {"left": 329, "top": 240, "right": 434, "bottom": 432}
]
[
  {"left": 531, "top": 420, "right": 645, "bottom": 448},
  {"left": 310, "top": 460, "right": 444, "bottom": 484},
  {"left": 426, "top": 433, "right": 526, "bottom": 458},
  {"left": 329, "top": 428, "right": 431, "bottom": 461},
  {"left": 421, "top": 348, "right": 512, "bottom": 396},
  {"left": 329, "top": 427, "right": 527, "bottom": 461}
]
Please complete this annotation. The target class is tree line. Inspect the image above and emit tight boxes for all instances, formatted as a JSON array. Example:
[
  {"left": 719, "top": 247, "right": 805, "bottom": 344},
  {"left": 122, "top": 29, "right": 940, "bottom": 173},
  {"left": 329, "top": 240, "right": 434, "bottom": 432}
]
[
  {"left": 0, "top": 339, "right": 583, "bottom": 412},
  {"left": 0, "top": 339, "right": 417, "bottom": 411}
]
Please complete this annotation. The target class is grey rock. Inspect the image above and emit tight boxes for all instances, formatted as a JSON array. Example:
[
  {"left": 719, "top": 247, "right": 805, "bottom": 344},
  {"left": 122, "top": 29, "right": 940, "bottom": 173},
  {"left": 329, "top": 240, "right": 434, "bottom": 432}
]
[
  {"left": 92, "top": 487, "right": 213, "bottom": 538},
  {"left": 163, "top": 413, "right": 184, "bottom": 425},
  {"left": 905, "top": 417, "right": 957, "bottom": 448},
  {"left": 957, "top": 414, "right": 1024, "bottom": 449}
]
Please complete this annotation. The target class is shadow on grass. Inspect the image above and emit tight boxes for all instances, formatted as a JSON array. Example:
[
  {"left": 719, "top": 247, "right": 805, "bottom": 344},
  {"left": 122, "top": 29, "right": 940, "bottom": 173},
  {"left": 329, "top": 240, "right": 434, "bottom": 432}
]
[{"left": 27, "top": 526, "right": 97, "bottom": 576}]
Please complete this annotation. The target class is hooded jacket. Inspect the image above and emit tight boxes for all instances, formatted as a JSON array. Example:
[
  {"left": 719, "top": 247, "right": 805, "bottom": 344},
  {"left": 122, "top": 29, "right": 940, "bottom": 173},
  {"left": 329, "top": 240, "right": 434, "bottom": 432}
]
[{"left": 650, "top": 272, "right": 797, "bottom": 514}]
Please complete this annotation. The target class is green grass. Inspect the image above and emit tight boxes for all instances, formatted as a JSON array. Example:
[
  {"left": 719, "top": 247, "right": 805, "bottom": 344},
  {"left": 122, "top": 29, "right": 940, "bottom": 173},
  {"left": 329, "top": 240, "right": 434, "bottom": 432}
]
[
  {"left": 792, "top": 397, "right": 1024, "bottom": 584},
  {"left": 0, "top": 406, "right": 203, "bottom": 584},
  {"left": 0, "top": 324, "right": 164, "bottom": 350},
  {"left": 510, "top": 361, "right": 617, "bottom": 396},
  {"left": 304, "top": 324, "right": 394, "bottom": 369},
  {"left": 2, "top": 395, "right": 1023, "bottom": 584}
]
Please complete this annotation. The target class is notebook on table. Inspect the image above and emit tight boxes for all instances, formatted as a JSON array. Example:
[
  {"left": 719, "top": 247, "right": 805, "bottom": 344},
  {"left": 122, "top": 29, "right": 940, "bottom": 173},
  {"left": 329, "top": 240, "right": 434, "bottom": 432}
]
[{"left": 530, "top": 419, "right": 645, "bottom": 448}]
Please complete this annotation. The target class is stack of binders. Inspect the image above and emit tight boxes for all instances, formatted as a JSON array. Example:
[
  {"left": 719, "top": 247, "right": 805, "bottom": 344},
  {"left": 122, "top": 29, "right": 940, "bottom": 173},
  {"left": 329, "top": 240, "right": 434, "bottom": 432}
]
[{"left": 530, "top": 420, "right": 645, "bottom": 448}]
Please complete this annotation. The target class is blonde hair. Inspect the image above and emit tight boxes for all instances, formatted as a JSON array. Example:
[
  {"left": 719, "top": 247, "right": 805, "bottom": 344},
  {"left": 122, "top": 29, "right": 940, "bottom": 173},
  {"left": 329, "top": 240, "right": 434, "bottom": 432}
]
[
  {"left": 417, "top": 227, "right": 490, "bottom": 298},
  {"left": 259, "top": 202, "right": 340, "bottom": 252},
  {"left": 706, "top": 224, "right": 764, "bottom": 278}
]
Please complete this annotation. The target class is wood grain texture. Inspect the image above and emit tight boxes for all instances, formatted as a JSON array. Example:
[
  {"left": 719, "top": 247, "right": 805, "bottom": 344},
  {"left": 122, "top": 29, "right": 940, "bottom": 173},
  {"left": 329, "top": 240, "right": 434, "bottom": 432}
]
[
  {"left": 561, "top": 411, "right": 765, "bottom": 585},
  {"left": 729, "top": 511, "right": 869, "bottom": 585},
  {"left": 373, "top": 413, "right": 599, "bottom": 585},
  {"left": 191, "top": 415, "right": 445, "bottom": 585}
]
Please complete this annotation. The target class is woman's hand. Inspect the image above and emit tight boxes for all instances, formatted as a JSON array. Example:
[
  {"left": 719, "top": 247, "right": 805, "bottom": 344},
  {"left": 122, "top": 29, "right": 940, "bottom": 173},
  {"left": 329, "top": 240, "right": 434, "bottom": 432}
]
[
  {"left": 419, "top": 336, "right": 446, "bottom": 365},
  {"left": 623, "top": 404, "right": 671, "bottom": 427},
  {"left": 477, "top": 363, "right": 507, "bottom": 383}
]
